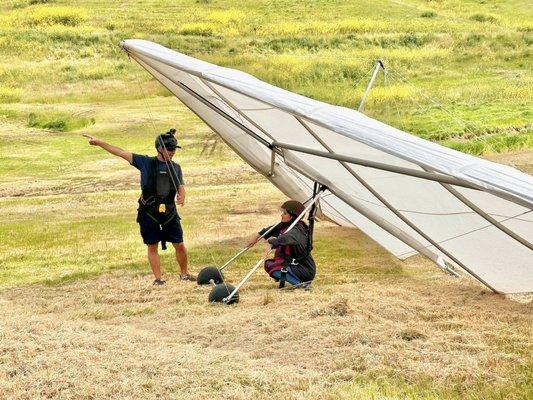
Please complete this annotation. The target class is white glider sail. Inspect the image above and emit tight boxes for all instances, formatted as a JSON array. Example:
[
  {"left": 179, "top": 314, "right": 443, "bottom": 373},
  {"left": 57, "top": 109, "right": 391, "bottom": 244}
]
[{"left": 121, "top": 39, "right": 533, "bottom": 294}]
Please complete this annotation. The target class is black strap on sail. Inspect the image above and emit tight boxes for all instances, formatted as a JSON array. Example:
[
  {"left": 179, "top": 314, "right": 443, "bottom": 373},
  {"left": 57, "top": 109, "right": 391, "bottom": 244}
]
[{"left": 307, "top": 182, "right": 321, "bottom": 253}]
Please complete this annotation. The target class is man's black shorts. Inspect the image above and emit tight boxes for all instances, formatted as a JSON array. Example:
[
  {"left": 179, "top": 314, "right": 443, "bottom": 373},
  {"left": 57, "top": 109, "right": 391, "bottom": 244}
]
[{"left": 137, "top": 211, "right": 184, "bottom": 245}]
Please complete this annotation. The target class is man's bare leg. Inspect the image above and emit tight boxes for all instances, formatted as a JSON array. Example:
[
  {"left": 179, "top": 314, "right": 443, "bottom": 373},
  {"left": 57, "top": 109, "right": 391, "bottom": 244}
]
[
  {"left": 147, "top": 243, "right": 162, "bottom": 280},
  {"left": 172, "top": 242, "right": 190, "bottom": 276}
]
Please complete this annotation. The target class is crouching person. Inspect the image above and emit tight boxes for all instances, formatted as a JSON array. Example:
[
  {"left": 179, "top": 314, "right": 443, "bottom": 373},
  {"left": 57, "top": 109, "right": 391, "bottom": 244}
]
[{"left": 249, "top": 200, "right": 316, "bottom": 289}]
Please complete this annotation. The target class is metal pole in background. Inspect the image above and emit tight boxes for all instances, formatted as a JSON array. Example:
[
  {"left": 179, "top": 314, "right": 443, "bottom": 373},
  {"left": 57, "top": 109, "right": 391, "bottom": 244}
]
[{"left": 358, "top": 59, "right": 385, "bottom": 112}]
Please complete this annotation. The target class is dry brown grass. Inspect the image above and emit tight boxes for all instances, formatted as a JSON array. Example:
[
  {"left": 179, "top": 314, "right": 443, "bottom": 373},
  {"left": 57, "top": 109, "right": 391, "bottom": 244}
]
[
  {"left": 0, "top": 161, "right": 259, "bottom": 198},
  {"left": 1, "top": 236, "right": 531, "bottom": 399}
]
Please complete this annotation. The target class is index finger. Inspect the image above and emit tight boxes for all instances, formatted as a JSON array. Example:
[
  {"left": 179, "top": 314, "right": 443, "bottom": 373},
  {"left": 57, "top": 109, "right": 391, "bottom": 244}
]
[{"left": 82, "top": 134, "right": 93, "bottom": 139}]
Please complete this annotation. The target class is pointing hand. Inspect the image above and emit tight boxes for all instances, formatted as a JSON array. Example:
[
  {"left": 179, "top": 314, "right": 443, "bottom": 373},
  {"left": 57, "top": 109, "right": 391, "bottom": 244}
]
[{"left": 82, "top": 134, "right": 100, "bottom": 146}]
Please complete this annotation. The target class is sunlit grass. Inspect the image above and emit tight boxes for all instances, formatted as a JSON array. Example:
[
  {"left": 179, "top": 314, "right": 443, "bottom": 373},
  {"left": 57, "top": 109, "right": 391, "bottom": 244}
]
[
  {"left": 0, "top": 87, "right": 21, "bottom": 103},
  {"left": 7, "top": 5, "right": 88, "bottom": 27},
  {"left": 27, "top": 110, "right": 95, "bottom": 131},
  {"left": 206, "top": 9, "right": 246, "bottom": 26},
  {"left": 0, "top": 0, "right": 529, "bottom": 155}
]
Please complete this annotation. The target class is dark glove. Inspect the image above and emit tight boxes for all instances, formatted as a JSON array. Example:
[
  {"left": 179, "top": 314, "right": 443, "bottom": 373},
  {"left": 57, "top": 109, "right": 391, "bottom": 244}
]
[{"left": 267, "top": 237, "right": 279, "bottom": 248}]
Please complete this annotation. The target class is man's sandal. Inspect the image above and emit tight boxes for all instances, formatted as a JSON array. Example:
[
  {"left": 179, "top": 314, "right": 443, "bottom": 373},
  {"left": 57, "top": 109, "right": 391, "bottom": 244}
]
[{"left": 153, "top": 279, "right": 166, "bottom": 286}]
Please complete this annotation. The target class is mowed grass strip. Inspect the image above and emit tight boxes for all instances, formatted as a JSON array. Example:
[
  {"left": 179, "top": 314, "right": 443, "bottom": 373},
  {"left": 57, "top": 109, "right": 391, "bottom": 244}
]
[{"left": 0, "top": 252, "right": 531, "bottom": 399}]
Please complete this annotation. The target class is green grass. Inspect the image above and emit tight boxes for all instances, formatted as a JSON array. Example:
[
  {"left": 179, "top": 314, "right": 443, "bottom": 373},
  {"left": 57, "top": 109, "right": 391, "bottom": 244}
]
[
  {"left": 0, "top": 0, "right": 531, "bottom": 154},
  {"left": 335, "top": 368, "right": 533, "bottom": 400},
  {"left": 27, "top": 111, "right": 95, "bottom": 131}
]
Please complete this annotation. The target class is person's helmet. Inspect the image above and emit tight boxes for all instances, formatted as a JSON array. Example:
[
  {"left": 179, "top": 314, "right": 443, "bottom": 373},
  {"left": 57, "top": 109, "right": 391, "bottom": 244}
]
[
  {"left": 281, "top": 200, "right": 305, "bottom": 217},
  {"left": 155, "top": 128, "right": 181, "bottom": 151}
]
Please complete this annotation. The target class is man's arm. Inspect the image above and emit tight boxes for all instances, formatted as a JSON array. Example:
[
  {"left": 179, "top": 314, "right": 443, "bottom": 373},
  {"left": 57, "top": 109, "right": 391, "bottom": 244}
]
[
  {"left": 83, "top": 134, "right": 133, "bottom": 164},
  {"left": 176, "top": 185, "right": 186, "bottom": 206}
]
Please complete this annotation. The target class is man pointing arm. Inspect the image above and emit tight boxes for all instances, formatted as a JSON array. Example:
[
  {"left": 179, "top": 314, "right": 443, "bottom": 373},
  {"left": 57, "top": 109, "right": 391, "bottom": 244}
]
[{"left": 83, "top": 130, "right": 195, "bottom": 285}]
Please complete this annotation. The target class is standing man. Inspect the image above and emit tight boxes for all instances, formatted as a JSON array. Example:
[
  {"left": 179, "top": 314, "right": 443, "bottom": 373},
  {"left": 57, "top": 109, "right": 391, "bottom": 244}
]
[{"left": 83, "top": 129, "right": 196, "bottom": 285}]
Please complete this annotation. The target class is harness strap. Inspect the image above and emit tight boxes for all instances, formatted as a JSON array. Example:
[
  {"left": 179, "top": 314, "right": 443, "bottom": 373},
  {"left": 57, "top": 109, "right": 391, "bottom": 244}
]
[
  {"left": 278, "top": 185, "right": 324, "bottom": 287},
  {"left": 138, "top": 157, "right": 179, "bottom": 251},
  {"left": 141, "top": 157, "right": 178, "bottom": 205},
  {"left": 142, "top": 209, "right": 176, "bottom": 225},
  {"left": 139, "top": 209, "right": 170, "bottom": 251}
]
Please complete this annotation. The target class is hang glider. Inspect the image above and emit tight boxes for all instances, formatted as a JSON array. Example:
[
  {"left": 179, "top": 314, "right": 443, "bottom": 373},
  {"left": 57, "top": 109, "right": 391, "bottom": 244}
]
[{"left": 121, "top": 39, "right": 533, "bottom": 294}]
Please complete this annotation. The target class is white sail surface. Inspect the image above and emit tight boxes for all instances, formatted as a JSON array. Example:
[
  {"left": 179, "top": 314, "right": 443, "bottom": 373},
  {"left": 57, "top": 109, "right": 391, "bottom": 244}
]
[{"left": 121, "top": 39, "right": 533, "bottom": 294}]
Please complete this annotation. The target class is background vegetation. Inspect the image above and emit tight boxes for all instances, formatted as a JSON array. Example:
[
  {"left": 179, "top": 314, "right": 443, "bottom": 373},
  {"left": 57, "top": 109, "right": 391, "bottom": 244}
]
[
  {"left": 0, "top": 1, "right": 531, "bottom": 399},
  {"left": 0, "top": 0, "right": 532, "bottom": 154}
]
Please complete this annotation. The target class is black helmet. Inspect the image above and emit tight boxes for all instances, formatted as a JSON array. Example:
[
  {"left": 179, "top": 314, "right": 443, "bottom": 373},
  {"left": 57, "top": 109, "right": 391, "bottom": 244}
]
[
  {"left": 281, "top": 200, "right": 305, "bottom": 217},
  {"left": 155, "top": 128, "right": 181, "bottom": 151}
]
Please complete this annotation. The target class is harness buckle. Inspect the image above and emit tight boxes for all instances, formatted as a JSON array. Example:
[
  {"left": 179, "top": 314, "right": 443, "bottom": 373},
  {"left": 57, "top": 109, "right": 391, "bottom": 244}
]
[
  {"left": 158, "top": 203, "right": 166, "bottom": 213},
  {"left": 290, "top": 258, "right": 298, "bottom": 265}
]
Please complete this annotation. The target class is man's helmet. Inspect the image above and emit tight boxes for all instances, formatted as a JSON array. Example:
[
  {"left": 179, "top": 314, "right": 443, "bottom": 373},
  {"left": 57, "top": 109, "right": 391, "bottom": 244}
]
[
  {"left": 155, "top": 128, "right": 181, "bottom": 151},
  {"left": 281, "top": 200, "right": 305, "bottom": 217}
]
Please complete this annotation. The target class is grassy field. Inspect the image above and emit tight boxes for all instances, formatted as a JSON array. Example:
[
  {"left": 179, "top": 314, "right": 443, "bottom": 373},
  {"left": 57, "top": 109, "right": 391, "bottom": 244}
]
[
  {"left": 0, "top": 0, "right": 532, "bottom": 399},
  {"left": 1, "top": 0, "right": 532, "bottom": 153}
]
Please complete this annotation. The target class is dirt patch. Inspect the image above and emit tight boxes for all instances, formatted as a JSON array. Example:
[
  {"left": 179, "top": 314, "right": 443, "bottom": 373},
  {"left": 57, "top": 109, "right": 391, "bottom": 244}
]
[{"left": 484, "top": 149, "right": 533, "bottom": 174}]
